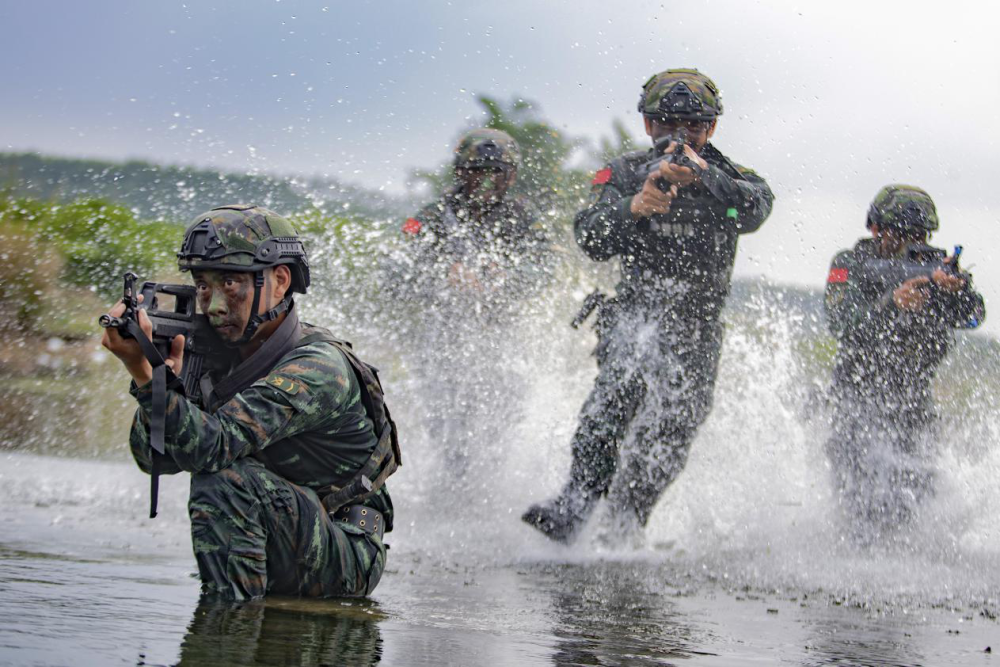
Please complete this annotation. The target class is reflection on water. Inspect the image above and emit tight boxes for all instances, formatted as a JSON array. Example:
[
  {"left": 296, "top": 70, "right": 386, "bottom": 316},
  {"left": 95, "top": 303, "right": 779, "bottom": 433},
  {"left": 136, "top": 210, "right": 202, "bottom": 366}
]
[{"left": 176, "top": 597, "right": 384, "bottom": 667}]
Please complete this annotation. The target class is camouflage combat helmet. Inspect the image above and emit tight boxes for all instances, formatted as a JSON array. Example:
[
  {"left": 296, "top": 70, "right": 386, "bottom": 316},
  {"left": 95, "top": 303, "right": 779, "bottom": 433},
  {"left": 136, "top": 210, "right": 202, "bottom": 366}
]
[
  {"left": 178, "top": 204, "right": 310, "bottom": 293},
  {"left": 866, "top": 185, "right": 939, "bottom": 232},
  {"left": 453, "top": 128, "right": 521, "bottom": 172},
  {"left": 638, "top": 68, "right": 723, "bottom": 122},
  {"left": 178, "top": 204, "right": 309, "bottom": 345}
]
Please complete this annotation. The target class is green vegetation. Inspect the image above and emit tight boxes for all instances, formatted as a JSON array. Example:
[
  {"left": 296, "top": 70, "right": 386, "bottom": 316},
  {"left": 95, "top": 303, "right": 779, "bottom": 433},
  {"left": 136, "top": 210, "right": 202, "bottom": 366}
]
[
  {"left": 0, "top": 191, "right": 382, "bottom": 457},
  {"left": 0, "top": 195, "right": 180, "bottom": 318}
]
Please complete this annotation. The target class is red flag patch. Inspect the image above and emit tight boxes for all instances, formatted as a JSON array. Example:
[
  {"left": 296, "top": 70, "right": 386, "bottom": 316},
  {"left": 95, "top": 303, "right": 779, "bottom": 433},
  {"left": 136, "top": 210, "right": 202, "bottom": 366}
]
[
  {"left": 591, "top": 168, "right": 612, "bottom": 185},
  {"left": 402, "top": 217, "right": 422, "bottom": 235},
  {"left": 827, "top": 268, "right": 849, "bottom": 283}
]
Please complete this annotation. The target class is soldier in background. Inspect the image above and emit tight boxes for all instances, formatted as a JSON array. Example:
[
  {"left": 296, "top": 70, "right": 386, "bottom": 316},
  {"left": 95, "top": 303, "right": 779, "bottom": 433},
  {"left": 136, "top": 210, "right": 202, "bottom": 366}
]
[
  {"left": 400, "top": 128, "right": 548, "bottom": 310},
  {"left": 395, "top": 129, "right": 549, "bottom": 476},
  {"left": 824, "top": 185, "right": 985, "bottom": 541},
  {"left": 523, "top": 69, "right": 774, "bottom": 543}
]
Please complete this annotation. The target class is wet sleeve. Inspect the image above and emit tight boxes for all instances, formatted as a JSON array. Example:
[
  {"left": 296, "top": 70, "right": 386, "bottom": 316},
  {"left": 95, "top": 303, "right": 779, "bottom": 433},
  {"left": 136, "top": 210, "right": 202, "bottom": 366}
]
[
  {"left": 398, "top": 208, "right": 435, "bottom": 267},
  {"left": 699, "top": 164, "right": 774, "bottom": 234},
  {"left": 511, "top": 208, "right": 553, "bottom": 288},
  {"left": 573, "top": 164, "right": 636, "bottom": 261},
  {"left": 823, "top": 250, "right": 895, "bottom": 340},
  {"left": 936, "top": 279, "right": 986, "bottom": 330},
  {"left": 130, "top": 345, "right": 358, "bottom": 474},
  {"left": 383, "top": 207, "right": 442, "bottom": 300}
]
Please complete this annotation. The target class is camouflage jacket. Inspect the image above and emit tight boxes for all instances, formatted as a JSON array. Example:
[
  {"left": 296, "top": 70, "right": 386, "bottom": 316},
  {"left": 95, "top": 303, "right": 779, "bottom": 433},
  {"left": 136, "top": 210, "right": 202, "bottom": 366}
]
[
  {"left": 129, "top": 317, "right": 393, "bottom": 528},
  {"left": 825, "top": 238, "right": 986, "bottom": 407},
  {"left": 575, "top": 142, "right": 773, "bottom": 314},
  {"left": 399, "top": 189, "right": 549, "bottom": 308}
]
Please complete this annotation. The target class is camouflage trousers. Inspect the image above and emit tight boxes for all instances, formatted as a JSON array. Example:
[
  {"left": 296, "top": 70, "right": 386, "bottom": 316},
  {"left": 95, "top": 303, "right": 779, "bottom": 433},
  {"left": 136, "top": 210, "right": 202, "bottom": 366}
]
[
  {"left": 188, "top": 457, "right": 386, "bottom": 600},
  {"left": 562, "top": 300, "right": 723, "bottom": 529}
]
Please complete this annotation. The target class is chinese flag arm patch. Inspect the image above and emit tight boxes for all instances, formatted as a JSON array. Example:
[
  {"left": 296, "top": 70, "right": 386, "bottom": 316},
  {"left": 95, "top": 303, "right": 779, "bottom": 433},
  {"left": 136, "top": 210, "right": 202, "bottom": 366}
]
[
  {"left": 827, "top": 268, "right": 849, "bottom": 283},
  {"left": 591, "top": 168, "right": 612, "bottom": 185},
  {"left": 402, "top": 217, "right": 422, "bottom": 235}
]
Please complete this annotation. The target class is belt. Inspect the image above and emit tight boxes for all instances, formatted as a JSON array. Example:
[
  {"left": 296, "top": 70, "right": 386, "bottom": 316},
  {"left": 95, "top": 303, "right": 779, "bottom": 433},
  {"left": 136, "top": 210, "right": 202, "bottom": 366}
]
[{"left": 331, "top": 504, "right": 384, "bottom": 540}]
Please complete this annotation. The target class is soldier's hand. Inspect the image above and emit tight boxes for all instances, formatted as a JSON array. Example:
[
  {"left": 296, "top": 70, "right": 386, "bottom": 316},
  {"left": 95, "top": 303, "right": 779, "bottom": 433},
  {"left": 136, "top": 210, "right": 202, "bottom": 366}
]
[
  {"left": 932, "top": 258, "right": 965, "bottom": 293},
  {"left": 164, "top": 332, "right": 185, "bottom": 377},
  {"left": 658, "top": 143, "right": 708, "bottom": 187},
  {"left": 893, "top": 276, "right": 931, "bottom": 311},
  {"left": 630, "top": 173, "right": 678, "bottom": 219},
  {"left": 101, "top": 297, "right": 185, "bottom": 386}
]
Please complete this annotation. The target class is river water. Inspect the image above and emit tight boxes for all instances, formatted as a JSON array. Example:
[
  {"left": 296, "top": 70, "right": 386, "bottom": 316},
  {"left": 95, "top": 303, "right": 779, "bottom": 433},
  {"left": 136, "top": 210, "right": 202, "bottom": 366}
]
[{"left": 2, "top": 282, "right": 999, "bottom": 665}]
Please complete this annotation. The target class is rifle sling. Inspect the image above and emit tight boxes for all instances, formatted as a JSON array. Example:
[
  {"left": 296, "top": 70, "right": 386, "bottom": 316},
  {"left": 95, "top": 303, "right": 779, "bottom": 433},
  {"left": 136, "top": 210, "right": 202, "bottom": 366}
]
[{"left": 124, "top": 318, "right": 181, "bottom": 518}]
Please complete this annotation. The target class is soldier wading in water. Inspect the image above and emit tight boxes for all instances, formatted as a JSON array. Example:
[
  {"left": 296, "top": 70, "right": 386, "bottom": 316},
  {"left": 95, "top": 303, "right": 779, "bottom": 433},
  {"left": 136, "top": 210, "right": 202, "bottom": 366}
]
[
  {"left": 102, "top": 205, "right": 399, "bottom": 600},
  {"left": 396, "top": 129, "right": 549, "bottom": 475},
  {"left": 523, "top": 69, "right": 774, "bottom": 542},
  {"left": 824, "top": 185, "right": 985, "bottom": 542}
]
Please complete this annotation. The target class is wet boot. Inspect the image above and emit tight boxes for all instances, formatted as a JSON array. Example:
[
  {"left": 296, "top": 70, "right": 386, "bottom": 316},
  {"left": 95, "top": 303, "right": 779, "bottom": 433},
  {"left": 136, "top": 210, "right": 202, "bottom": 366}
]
[{"left": 521, "top": 483, "right": 598, "bottom": 543}]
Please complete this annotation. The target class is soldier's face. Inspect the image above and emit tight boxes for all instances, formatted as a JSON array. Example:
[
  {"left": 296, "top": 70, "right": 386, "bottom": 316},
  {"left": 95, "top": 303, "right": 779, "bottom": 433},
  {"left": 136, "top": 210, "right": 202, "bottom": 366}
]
[
  {"left": 192, "top": 269, "right": 256, "bottom": 342},
  {"left": 645, "top": 118, "right": 716, "bottom": 152},
  {"left": 871, "top": 224, "right": 928, "bottom": 257},
  {"left": 458, "top": 167, "right": 516, "bottom": 203}
]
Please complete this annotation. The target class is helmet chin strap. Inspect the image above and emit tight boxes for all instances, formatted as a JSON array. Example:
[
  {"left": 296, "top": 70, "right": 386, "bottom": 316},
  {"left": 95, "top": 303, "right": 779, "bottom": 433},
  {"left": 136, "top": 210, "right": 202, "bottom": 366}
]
[{"left": 226, "top": 271, "right": 293, "bottom": 348}]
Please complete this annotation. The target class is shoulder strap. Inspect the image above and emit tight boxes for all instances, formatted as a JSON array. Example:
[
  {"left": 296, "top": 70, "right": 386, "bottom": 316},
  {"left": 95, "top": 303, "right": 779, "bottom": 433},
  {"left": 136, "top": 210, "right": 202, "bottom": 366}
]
[{"left": 302, "top": 332, "right": 402, "bottom": 512}]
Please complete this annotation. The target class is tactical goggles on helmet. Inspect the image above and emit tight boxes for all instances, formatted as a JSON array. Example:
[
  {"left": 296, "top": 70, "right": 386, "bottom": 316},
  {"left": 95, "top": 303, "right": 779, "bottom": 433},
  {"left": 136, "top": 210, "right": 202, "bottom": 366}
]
[
  {"left": 456, "top": 141, "right": 517, "bottom": 172},
  {"left": 639, "top": 69, "right": 723, "bottom": 123},
  {"left": 177, "top": 219, "right": 308, "bottom": 274},
  {"left": 866, "top": 189, "right": 939, "bottom": 233}
]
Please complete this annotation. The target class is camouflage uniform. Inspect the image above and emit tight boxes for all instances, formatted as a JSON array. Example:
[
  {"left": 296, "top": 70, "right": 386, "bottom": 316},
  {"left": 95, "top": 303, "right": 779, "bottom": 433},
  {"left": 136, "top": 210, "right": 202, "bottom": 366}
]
[
  {"left": 396, "top": 130, "right": 548, "bottom": 474},
  {"left": 129, "top": 206, "right": 392, "bottom": 600},
  {"left": 524, "top": 70, "right": 773, "bottom": 539},
  {"left": 824, "top": 186, "right": 985, "bottom": 534}
]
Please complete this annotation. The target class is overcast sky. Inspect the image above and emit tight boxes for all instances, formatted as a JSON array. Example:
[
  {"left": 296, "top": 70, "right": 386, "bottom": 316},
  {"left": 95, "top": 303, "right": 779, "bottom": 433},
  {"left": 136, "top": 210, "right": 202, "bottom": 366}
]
[{"left": 3, "top": 0, "right": 999, "bottom": 334}]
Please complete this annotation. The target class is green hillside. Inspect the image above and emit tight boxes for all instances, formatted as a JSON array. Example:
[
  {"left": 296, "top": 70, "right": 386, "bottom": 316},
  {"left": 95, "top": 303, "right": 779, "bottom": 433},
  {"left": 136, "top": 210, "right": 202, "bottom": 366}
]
[{"left": 0, "top": 152, "right": 409, "bottom": 222}]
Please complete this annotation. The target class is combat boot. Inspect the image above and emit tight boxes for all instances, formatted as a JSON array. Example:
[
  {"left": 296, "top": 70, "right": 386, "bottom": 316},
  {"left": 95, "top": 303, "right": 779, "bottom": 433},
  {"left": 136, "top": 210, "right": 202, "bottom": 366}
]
[{"left": 521, "top": 484, "right": 598, "bottom": 543}]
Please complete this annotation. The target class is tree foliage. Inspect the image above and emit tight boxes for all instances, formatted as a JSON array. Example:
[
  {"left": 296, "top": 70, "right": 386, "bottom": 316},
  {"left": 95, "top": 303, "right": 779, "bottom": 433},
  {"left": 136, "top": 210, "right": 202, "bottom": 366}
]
[{"left": 0, "top": 195, "right": 180, "bottom": 308}]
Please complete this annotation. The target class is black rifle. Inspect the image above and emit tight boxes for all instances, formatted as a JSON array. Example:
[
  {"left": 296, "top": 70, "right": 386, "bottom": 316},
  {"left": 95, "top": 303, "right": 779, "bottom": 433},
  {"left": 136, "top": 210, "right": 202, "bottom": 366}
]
[
  {"left": 99, "top": 272, "right": 223, "bottom": 517},
  {"left": 634, "top": 129, "right": 694, "bottom": 194},
  {"left": 855, "top": 244, "right": 968, "bottom": 298}
]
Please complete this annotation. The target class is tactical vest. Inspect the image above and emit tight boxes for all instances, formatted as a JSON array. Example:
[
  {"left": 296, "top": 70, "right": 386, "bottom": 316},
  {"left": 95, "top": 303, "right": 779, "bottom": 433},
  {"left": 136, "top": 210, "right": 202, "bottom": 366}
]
[
  {"left": 615, "top": 148, "right": 747, "bottom": 297},
  {"left": 197, "top": 313, "right": 401, "bottom": 513}
]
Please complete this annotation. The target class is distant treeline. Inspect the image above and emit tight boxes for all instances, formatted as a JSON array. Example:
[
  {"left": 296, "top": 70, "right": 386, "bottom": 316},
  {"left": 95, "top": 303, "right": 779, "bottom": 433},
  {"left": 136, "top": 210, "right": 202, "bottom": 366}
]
[
  {"left": 0, "top": 95, "right": 641, "bottom": 232},
  {"left": 0, "top": 152, "right": 408, "bottom": 223}
]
